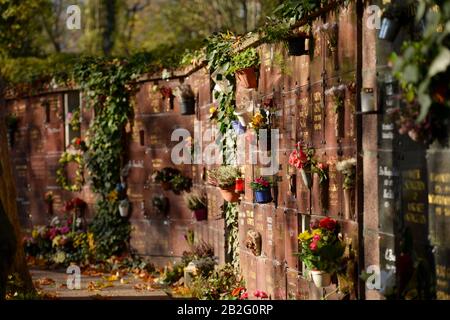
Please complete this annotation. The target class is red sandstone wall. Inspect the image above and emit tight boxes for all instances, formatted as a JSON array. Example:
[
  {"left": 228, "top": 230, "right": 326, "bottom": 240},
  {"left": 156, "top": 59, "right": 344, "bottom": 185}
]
[{"left": 4, "top": 3, "right": 361, "bottom": 300}]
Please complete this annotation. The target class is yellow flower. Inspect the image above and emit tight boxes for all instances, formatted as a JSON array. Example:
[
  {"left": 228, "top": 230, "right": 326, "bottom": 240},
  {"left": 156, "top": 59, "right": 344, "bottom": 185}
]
[
  {"left": 298, "top": 231, "right": 312, "bottom": 242},
  {"left": 209, "top": 107, "right": 216, "bottom": 114},
  {"left": 53, "top": 251, "right": 66, "bottom": 264},
  {"left": 312, "top": 229, "right": 322, "bottom": 237},
  {"left": 88, "top": 232, "right": 96, "bottom": 251},
  {"left": 108, "top": 190, "right": 118, "bottom": 202},
  {"left": 32, "top": 229, "right": 39, "bottom": 239},
  {"left": 52, "top": 235, "right": 62, "bottom": 247}
]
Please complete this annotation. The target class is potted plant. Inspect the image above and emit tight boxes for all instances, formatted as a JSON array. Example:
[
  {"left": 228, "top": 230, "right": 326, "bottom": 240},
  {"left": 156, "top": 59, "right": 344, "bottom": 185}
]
[
  {"left": 207, "top": 166, "right": 242, "bottom": 203},
  {"left": 184, "top": 192, "right": 207, "bottom": 221},
  {"left": 152, "top": 167, "right": 181, "bottom": 190},
  {"left": 152, "top": 195, "right": 169, "bottom": 215},
  {"left": 262, "top": 20, "right": 310, "bottom": 56},
  {"left": 250, "top": 177, "right": 273, "bottom": 204},
  {"left": 160, "top": 86, "right": 174, "bottom": 110},
  {"left": 228, "top": 48, "right": 260, "bottom": 89},
  {"left": 119, "top": 199, "right": 130, "bottom": 217},
  {"left": 174, "top": 84, "right": 196, "bottom": 115},
  {"left": 288, "top": 143, "right": 327, "bottom": 190},
  {"left": 170, "top": 173, "right": 192, "bottom": 195},
  {"left": 250, "top": 109, "right": 274, "bottom": 151},
  {"left": 325, "top": 85, "right": 347, "bottom": 138},
  {"left": 297, "top": 217, "right": 345, "bottom": 288},
  {"left": 336, "top": 158, "right": 357, "bottom": 220}
]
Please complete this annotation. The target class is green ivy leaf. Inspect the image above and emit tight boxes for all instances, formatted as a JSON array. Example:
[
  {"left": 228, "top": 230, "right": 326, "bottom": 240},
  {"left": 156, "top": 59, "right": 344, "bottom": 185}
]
[
  {"left": 428, "top": 47, "right": 450, "bottom": 78},
  {"left": 403, "top": 64, "right": 419, "bottom": 83}
]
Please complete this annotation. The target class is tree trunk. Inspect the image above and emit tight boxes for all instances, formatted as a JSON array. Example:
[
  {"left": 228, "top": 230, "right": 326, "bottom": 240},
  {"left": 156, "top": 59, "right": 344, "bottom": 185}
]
[
  {"left": 0, "top": 80, "right": 34, "bottom": 298},
  {"left": 102, "top": 0, "right": 117, "bottom": 55}
]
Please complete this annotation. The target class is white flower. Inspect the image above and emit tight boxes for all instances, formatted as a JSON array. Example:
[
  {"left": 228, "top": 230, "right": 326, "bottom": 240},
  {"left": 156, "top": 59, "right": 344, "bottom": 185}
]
[
  {"left": 336, "top": 158, "right": 357, "bottom": 172},
  {"left": 53, "top": 251, "right": 66, "bottom": 264},
  {"left": 50, "top": 216, "right": 60, "bottom": 227}
]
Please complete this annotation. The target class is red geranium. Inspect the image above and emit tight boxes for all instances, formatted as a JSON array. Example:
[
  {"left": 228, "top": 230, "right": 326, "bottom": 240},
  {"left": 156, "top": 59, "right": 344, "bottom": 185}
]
[
  {"left": 72, "top": 197, "right": 86, "bottom": 209},
  {"left": 64, "top": 200, "right": 74, "bottom": 212},
  {"left": 319, "top": 217, "right": 337, "bottom": 231},
  {"left": 240, "top": 292, "right": 249, "bottom": 300},
  {"left": 254, "top": 290, "right": 268, "bottom": 299}
]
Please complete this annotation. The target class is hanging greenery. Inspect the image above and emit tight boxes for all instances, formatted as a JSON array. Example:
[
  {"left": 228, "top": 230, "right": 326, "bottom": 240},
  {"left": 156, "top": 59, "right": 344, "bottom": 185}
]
[
  {"left": 224, "top": 202, "right": 240, "bottom": 271},
  {"left": 71, "top": 56, "right": 143, "bottom": 259},
  {"left": 205, "top": 33, "right": 238, "bottom": 137},
  {"left": 56, "top": 150, "right": 85, "bottom": 192}
]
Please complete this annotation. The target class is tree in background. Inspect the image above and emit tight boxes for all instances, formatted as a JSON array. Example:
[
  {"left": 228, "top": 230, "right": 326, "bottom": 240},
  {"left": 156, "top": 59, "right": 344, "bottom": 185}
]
[
  {"left": 1, "top": 0, "right": 282, "bottom": 57},
  {"left": 0, "top": 79, "right": 35, "bottom": 298}
]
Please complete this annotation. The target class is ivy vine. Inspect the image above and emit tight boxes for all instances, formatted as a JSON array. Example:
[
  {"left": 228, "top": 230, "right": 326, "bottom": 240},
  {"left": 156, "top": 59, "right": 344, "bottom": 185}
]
[
  {"left": 71, "top": 57, "right": 143, "bottom": 259},
  {"left": 56, "top": 150, "right": 85, "bottom": 192},
  {"left": 224, "top": 202, "right": 240, "bottom": 271}
]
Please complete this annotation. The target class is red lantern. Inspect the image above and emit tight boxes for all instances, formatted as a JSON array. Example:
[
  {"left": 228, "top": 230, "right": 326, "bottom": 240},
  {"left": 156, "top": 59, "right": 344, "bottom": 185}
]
[{"left": 235, "top": 178, "right": 245, "bottom": 193}]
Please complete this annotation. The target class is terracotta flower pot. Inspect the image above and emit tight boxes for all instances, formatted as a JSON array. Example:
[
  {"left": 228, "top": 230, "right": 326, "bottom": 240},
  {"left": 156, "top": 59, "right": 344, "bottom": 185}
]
[
  {"left": 344, "top": 188, "right": 355, "bottom": 220},
  {"left": 300, "top": 168, "right": 312, "bottom": 189},
  {"left": 310, "top": 270, "right": 332, "bottom": 288},
  {"left": 219, "top": 187, "right": 240, "bottom": 203},
  {"left": 193, "top": 208, "right": 207, "bottom": 221},
  {"left": 235, "top": 68, "right": 258, "bottom": 89}
]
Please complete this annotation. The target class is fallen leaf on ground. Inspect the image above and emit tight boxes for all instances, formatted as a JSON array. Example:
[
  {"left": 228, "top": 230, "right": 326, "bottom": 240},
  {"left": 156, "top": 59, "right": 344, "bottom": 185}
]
[
  {"left": 35, "top": 277, "right": 55, "bottom": 286},
  {"left": 133, "top": 283, "right": 154, "bottom": 291},
  {"left": 103, "top": 274, "right": 119, "bottom": 282},
  {"left": 87, "top": 281, "right": 114, "bottom": 291}
]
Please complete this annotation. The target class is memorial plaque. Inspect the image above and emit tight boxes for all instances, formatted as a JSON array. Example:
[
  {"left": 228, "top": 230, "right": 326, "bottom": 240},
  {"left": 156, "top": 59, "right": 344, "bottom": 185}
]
[
  {"left": 312, "top": 90, "right": 324, "bottom": 138},
  {"left": 435, "top": 249, "right": 450, "bottom": 300},
  {"left": 297, "top": 89, "right": 311, "bottom": 144},
  {"left": 427, "top": 147, "right": 450, "bottom": 299},
  {"left": 378, "top": 154, "right": 397, "bottom": 234}
]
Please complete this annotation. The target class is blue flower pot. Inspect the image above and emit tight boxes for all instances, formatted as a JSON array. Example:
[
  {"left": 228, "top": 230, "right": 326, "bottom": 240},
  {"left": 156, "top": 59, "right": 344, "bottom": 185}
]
[
  {"left": 231, "top": 120, "right": 246, "bottom": 135},
  {"left": 255, "top": 189, "right": 272, "bottom": 204}
]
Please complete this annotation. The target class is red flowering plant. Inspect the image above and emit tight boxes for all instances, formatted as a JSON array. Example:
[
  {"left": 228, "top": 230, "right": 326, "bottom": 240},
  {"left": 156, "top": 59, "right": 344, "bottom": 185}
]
[
  {"left": 71, "top": 137, "right": 87, "bottom": 152},
  {"left": 289, "top": 143, "right": 327, "bottom": 184},
  {"left": 160, "top": 86, "right": 173, "bottom": 99},
  {"left": 250, "top": 176, "right": 271, "bottom": 191},
  {"left": 297, "top": 217, "right": 344, "bottom": 273}
]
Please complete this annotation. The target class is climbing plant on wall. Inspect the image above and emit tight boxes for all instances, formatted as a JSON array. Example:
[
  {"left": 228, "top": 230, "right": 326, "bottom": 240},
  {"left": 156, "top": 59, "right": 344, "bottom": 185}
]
[
  {"left": 205, "top": 33, "right": 244, "bottom": 270},
  {"left": 224, "top": 203, "right": 240, "bottom": 270},
  {"left": 71, "top": 56, "right": 144, "bottom": 259}
]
